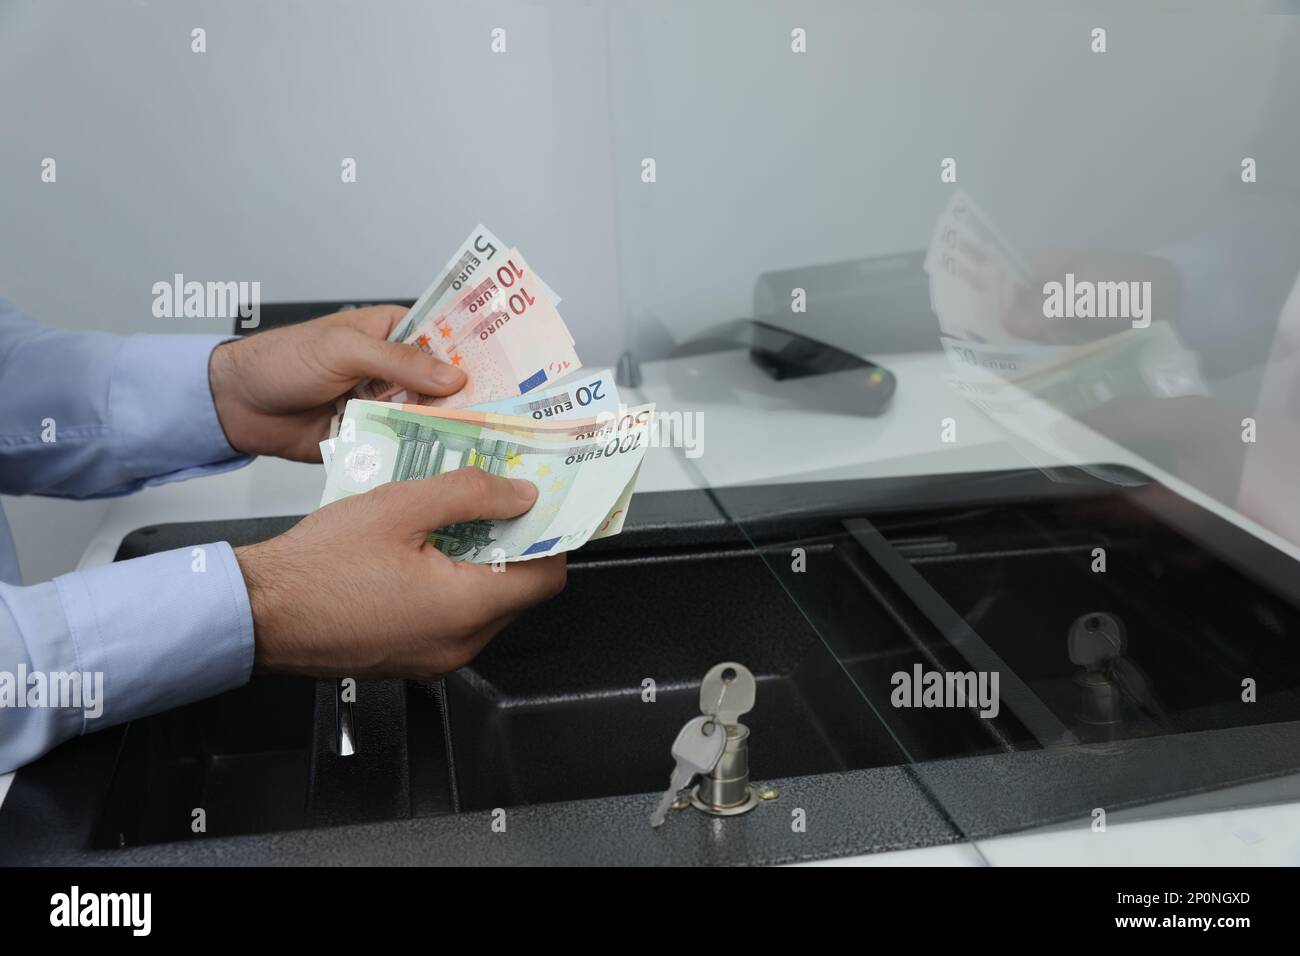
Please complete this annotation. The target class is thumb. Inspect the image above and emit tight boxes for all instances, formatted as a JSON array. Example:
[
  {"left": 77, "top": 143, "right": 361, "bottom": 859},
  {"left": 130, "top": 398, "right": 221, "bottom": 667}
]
[
  {"left": 340, "top": 329, "right": 467, "bottom": 397},
  {"left": 369, "top": 468, "right": 539, "bottom": 538}
]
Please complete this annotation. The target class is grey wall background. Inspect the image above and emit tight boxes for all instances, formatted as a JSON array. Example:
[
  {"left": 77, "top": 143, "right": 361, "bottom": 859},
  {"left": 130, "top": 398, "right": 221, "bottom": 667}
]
[
  {"left": 2, "top": 0, "right": 1298, "bottom": 583},
  {"left": 605, "top": 2, "right": 1294, "bottom": 352}
]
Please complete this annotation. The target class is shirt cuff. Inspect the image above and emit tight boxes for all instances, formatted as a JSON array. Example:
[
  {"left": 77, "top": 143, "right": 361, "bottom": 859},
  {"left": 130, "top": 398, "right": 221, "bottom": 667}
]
[
  {"left": 109, "top": 334, "right": 247, "bottom": 481},
  {"left": 52, "top": 541, "right": 254, "bottom": 731}
]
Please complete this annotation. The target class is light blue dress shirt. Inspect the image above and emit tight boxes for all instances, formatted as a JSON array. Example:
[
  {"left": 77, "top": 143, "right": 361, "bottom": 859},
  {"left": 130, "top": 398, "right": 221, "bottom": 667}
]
[{"left": 0, "top": 300, "right": 256, "bottom": 773}]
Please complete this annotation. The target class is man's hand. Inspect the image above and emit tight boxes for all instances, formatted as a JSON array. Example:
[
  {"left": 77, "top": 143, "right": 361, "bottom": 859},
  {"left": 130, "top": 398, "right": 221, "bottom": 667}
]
[
  {"left": 209, "top": 305, "right": 465, "bottom": 461},
  {"left": 235, "top": 469, "right": 566, "bottom": 679}
]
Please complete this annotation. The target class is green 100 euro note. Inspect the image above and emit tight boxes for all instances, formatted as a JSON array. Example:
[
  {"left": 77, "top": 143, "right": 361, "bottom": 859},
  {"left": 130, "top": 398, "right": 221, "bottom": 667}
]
[{"left": 319, "top": 399, "right": 655, "bottom": 563}]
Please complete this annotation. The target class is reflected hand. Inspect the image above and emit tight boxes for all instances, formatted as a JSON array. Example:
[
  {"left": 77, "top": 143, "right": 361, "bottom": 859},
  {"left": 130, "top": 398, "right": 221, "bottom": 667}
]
[{"left": 1002, "top": 251, "right": 1182, "bottom": 345}]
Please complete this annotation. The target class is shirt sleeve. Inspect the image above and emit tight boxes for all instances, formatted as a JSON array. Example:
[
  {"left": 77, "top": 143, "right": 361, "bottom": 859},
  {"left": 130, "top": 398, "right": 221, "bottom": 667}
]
[
  {"left": 0, "top": 299, "right": 252, "bottom": 498},
  {"left": 0, "top": 542, "right": 255, "bottom": 773}
]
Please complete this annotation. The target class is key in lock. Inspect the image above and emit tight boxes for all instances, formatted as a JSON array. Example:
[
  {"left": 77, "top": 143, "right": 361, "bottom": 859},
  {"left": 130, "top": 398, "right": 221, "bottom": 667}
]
[{"left": 649, "top": 662, "right": 769, "bottom": 828}]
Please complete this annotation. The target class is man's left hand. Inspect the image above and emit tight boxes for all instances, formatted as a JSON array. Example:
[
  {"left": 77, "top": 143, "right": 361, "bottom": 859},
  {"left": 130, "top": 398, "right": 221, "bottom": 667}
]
[{"left": 208, "top": 305, "right": 465, "bottom": 461}]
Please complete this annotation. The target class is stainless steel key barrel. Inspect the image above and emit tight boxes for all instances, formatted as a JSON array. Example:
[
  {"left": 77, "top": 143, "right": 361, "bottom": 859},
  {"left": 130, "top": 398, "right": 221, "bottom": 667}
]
[{"left": 693, "top": 723, "right": 752, "bottom": 810}]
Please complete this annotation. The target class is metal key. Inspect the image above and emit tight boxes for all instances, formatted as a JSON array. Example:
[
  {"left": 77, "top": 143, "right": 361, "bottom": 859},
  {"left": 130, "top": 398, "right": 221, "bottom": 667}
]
[
  {"left": 1068, "top": 612, "right": 1126, "bottom": 670},
  {"left": 649, "top": 716, "right": 726, "bottom": 827},
  {"left": 699, "top": 662, "right": 756, "bottom": 726}
]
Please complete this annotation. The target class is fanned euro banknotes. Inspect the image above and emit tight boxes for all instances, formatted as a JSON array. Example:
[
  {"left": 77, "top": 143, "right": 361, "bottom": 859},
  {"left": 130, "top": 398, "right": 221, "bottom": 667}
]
[{"left": 319, "top": 226, "right": 652, "bottom": 563}]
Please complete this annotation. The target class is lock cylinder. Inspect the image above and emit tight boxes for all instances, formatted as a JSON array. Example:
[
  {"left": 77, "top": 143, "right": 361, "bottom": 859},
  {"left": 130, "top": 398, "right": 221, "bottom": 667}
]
[
  {"left": 652, "top": 661, "right": 766, "bottom": 827},
  {"left": 693, "top": 723, "right": 752, "bottom": 810}
]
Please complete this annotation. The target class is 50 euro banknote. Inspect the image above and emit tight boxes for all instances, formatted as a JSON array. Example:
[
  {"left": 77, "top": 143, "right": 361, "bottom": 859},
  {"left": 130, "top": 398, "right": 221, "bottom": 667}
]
[{"left": 319, "top": 399, "right": 654, "bottom": 562}]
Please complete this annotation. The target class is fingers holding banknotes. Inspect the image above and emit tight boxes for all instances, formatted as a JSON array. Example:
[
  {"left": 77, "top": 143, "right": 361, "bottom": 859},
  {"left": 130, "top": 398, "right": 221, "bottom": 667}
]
[
  {"left": 210, "top": 305, "right": 467, "bottom": 462},
  {"left": 235, "top": 469, "right": 567, "bottom": 679}
]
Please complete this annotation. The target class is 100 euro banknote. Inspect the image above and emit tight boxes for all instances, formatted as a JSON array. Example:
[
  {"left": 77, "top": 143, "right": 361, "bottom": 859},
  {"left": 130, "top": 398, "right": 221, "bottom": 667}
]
[{"left": 320, "top": 399, "right": 654, "bottom": 563}]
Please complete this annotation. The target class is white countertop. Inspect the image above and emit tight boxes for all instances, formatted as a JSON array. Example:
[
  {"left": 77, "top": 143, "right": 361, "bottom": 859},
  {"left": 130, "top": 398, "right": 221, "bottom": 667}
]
[{"left": 6, "top": 347, "right": 1299, "bottom": 865}]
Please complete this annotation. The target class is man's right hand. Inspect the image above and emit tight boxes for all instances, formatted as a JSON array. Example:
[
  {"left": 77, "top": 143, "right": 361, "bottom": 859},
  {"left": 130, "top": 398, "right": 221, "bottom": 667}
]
[{"left": 235, "top": 469, "right": 566, "bottom": 679}]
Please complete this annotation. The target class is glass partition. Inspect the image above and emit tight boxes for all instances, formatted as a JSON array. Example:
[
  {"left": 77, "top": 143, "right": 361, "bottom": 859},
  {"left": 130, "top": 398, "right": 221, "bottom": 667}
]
[{"left": 609, "top": 0, "right": 1300, "bottom": 854}]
